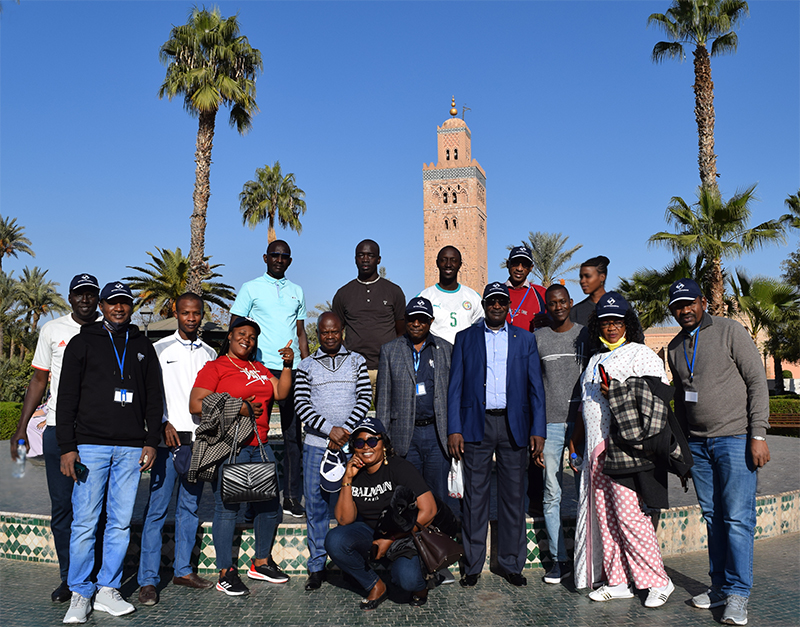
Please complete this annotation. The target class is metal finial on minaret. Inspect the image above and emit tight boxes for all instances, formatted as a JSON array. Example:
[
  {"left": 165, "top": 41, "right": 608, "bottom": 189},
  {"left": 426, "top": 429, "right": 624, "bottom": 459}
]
[{"left": 450, "top": 96, "right": 458, "bottom": 117}]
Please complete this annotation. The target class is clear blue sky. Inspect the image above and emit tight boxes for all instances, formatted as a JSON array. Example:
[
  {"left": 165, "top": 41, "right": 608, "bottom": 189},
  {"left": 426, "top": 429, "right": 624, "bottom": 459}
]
[{"left": 1, "top": 0, "right": 798, "bottom": 323}]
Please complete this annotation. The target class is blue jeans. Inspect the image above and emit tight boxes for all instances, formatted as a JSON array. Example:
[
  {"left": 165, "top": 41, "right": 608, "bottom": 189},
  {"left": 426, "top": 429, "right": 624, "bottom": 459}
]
[
  {"left": 542, "top": 422, "right": 575, "bottom": 562},
  {"left": 212, "top": 443, "right": 280, "bottom": 571},
  {"left": 325, "top": 522, "right": 426, "bottom": 593},
  {"left": 303, "top": 444, "right": 338, "bottom": 573},
  {"left": 68, "top": 445, "right": 141, "bottom": 598},
  {"left": 138, "top": 446, "right": 204, "bottom": 586},
  {"left": 44, "top": 426, "right": 73, "bottom": 582},
  {"left": 689, "top": 435, "right": 757, "bottom": 598},
  {"left": 404, "top": 422, "right": 460, "bottom": 518}
]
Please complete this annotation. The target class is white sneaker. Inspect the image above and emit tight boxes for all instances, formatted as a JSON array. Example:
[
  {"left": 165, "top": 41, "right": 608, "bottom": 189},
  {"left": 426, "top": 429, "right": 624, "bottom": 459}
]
[
  {"left": 588, "top": 582, "right": 634, "bottom": 602},
  {"left": 93, "top": 586, "right": 135, "bottom": 616},
  {"left": 63, "top": 593, "right": 92, "bottom": 624},
  {"left": 645, "top": 578, "right": 675, "bottom": 608}
]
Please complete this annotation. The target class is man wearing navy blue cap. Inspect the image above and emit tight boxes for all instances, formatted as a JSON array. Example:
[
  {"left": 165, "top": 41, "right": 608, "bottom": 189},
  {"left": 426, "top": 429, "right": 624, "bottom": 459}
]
[
  {"left": 505, "top": 246, "right": 547, "bottom": 332},
  {"left": 448, "top": 282, "right": 547, "bottom": 588},
  {"left": 58, "top": 281, "right": 163, "bottom": 623},
  {"left": 666, "top": 279, "right": 770, "bottom": 626},
  {"left": 9, "top": 273, "right": 100, "bottom": 604}
]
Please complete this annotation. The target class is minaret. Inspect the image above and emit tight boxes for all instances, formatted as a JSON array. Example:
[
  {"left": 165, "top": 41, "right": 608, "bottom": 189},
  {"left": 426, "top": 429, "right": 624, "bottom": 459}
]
[{"left": 422, "top": 97, "right": 487, "bottom": 293}]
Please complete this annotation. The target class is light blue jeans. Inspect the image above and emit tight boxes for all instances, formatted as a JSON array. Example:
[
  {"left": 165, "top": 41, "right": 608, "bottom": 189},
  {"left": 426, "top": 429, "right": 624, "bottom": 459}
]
[
  {"left": 68, "top": 445, "right": 142, "bottom": 598},
  {"left": 689, "top": 435, "right": 757, "bottom": 598},
  {"left": 138, "top": 446, "right": 204, "bottom": 586},
  {"left": 542, "top": 422, "right": 575, "bottom": 562},
  {"left": 303, "top": 444, "right": 338, "bottom": 573}
]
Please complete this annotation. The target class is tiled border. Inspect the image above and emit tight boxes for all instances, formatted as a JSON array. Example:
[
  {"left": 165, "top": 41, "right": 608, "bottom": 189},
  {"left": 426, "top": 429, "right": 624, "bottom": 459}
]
[{"left": 3, "top": 490, "right": 797, "bottom": 573}]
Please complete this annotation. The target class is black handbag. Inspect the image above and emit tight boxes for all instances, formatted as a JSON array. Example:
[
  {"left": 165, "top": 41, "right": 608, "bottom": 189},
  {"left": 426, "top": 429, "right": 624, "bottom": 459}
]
[
  {"left": 411, "top": 525, "right": 463, "bottom": 575},
  {"left": 220, "top": 413, "right": 278, "bottom": 504}
]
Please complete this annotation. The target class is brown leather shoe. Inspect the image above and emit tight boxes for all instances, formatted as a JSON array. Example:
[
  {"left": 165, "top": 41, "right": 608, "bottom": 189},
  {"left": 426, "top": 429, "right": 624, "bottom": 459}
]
[
  {"left": 172, "top": 573, "right": 214, "bottom": 589},
  {"left": 138, "top": 585, "right": 159, "bottom": 606}
]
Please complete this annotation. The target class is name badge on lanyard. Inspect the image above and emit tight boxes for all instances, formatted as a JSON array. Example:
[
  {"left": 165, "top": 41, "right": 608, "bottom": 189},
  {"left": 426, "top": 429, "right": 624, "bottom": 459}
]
[
  {"left": 416, "top": 383, "right": 427, "bottom": 396},
  {"left": 685, "top": 390, "right": 698, "bottom": 403},
  {"left": 683, "top": 329, "right": 699, "bottom": 403},
  {"left": 108, "top": 329, "right": 130, "bottom": 406},
  {"left": 114, "top": 388, "right": 134, "bottom": 406}
]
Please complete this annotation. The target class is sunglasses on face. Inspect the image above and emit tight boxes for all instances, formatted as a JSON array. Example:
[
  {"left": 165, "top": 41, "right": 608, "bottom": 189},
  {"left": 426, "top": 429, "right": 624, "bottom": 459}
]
[
  {"left": 353, "top": 436, "right": 381, "bottom": 449},
  {"left": 267, "top": 252, "right": 291, "bottom": 260}
]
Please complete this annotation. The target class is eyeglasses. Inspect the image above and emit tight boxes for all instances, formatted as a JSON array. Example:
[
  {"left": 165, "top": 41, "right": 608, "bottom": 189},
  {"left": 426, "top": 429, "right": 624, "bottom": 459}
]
[
  {"left": 353, "top": 436, "right": 381, "bottom": 449},
  {"left": 598, "top": 319, "right": 625, "bottom": 329},
  {"left": 267, "top": 252, "right": 291, "bottom": 260}
]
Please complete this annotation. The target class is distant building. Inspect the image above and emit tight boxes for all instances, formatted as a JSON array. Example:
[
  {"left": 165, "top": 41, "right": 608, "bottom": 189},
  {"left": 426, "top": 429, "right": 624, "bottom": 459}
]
[{"left": 422, "top": 98, "right": 487, "bottom": 293}]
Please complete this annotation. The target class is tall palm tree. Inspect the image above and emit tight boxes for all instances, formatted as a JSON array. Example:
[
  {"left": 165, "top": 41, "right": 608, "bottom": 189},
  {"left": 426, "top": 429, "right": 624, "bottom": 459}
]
[
  {"left": 0, "top": 271, "right": 20, "bottom": 361},
  {"left": 159, "top": 7, "right": 262, "bottom": 294},
  {"left": 727, "top": 270, "right": 800, "bottom": 343},
  {"left": 649, "top": 184, "right": 784, "bottom": 316},
  {"left": 648, "top": 0, "right": 749, "bottom": 191},
  {"left": 780, "top": 189, "right": 800, "bottom": 231},
  {"left": 503, "top": 232, "right": 583, "bottom": 287},
  {"left": 0, "top": 215, "right": 35, "bottom": 272},
  {"left": 124, "top": 247, "right": 235, "bottom": 318},
  {"left": 239, "top": 161, "right": 307, "bottom": 244},
  {"left": 14, "top": 266, "right": 69, "bottom": 331}
]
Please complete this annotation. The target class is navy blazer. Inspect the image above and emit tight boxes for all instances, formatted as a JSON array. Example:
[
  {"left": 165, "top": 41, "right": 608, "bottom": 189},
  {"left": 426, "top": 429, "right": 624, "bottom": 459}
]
[{"left": 447, "top": 321, "right": 546, "bottom": 447}]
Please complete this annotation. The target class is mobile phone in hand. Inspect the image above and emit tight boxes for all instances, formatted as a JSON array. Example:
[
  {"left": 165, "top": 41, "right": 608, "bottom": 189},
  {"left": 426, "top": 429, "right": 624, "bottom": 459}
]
[
  {"left": 598, "top": 364, "right": 610, "bottom": 387},
  {"left": 74, "top": 461, "right": 89, "bottom": 482}
]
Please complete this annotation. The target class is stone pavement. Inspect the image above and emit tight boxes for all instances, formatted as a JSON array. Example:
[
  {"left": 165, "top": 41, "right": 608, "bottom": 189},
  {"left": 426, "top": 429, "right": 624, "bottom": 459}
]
[{"left": 1, "top": 532, "right": 798, "bottom": 627}]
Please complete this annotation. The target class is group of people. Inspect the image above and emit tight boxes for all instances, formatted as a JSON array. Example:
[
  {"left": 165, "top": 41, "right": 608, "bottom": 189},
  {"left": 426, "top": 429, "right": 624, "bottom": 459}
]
[{"left": 10, "top": 239, "right": 769, "bottom": 626}]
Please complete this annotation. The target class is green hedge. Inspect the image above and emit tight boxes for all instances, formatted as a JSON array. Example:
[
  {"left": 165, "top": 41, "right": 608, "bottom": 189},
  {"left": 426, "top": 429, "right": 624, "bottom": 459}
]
[
  {"left": 0, "top": 402, "right": 23, "bottom": 441},
  {"left": 769, "top": 398, "right": 800, "bottom": 415}
]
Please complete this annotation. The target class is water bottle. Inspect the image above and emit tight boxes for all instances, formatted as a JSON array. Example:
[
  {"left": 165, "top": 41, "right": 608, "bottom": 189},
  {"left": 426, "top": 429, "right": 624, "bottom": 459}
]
[
  {"left": 569, "top": 452, "right": 583, "bottom": 472},
  {"left": 12, "top": 439, "right": 27, "bottom": 478}
]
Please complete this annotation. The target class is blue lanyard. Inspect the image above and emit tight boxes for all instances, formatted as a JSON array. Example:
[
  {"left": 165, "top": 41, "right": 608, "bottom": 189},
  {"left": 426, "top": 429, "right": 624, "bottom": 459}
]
[
  {"left": 509, "top": 285, "right": 532, "bottom": 322},
  {"left": 107, "top": 329, "right": 129, "bottom": 382},
  {"left": 593, "top": 342, "right": 625, "bottom": 383},
  {"left": 412, "top": 342, "right": 426, "bottom": 374},
  {"left": 683, "top": 329, "right": 699, "bottom": 383}
]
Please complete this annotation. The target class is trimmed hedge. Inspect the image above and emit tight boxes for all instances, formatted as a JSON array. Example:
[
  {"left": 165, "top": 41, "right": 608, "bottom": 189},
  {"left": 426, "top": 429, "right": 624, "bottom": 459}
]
[
  {"left": 769, "top": 398, "right": 800, "bottom": 415},
  {"left": 0, "top": 402, "right": 23, "bottom": 440}
]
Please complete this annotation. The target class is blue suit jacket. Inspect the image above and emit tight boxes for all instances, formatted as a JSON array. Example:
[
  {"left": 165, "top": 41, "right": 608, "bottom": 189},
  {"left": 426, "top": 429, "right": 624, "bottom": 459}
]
[{"left": 447, "top": 322, "right": 546, "bottom": 447}]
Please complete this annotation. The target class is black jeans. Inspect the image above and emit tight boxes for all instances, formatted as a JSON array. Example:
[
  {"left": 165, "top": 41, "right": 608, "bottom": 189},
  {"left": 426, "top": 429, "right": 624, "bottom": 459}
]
[{"left": 269, "top": 368, "right": 303, "bottom": 501}]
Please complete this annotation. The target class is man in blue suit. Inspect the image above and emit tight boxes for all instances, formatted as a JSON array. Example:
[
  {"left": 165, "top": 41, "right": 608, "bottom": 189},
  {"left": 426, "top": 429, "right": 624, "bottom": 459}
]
[{"left": 448, "top": 282, "right": 546, "bottom": 587}]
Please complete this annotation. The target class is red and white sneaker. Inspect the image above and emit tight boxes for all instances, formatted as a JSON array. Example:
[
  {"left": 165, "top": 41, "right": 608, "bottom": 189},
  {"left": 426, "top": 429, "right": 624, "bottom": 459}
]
[{"left": 247, "top": 559, "right": 289, "bottom": 584}]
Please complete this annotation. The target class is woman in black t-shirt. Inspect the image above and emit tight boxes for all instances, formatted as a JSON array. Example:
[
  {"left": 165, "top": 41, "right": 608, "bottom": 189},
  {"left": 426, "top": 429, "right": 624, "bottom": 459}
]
[{"left": 325, "top": 418, "right": 436, "bottom": 610}]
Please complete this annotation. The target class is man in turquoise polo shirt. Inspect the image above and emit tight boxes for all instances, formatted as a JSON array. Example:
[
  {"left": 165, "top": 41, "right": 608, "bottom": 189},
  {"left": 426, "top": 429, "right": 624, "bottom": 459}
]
[{"left": 230, "top": 239, "right": 310, "bottom": 517}]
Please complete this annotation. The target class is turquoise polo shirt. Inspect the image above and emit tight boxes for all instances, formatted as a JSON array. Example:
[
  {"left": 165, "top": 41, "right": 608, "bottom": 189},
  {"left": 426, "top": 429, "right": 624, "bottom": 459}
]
[{"left": 230, "top": 273, "right": 306, "bottom": 369}]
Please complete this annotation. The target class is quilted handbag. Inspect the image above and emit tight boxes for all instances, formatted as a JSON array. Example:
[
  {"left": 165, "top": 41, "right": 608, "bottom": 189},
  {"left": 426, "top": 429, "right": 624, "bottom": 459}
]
[
  {"left": 411, "top": 525, "right": 463, "bottom": 575},
  {"left": 220, "top": 413, "right": 278, "bottom": 504}
]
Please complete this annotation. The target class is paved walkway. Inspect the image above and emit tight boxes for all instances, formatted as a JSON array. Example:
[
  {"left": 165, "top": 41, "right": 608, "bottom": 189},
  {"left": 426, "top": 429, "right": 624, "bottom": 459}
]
[{"left": 1, "top": 533, "right": 798, "bottom": 626}]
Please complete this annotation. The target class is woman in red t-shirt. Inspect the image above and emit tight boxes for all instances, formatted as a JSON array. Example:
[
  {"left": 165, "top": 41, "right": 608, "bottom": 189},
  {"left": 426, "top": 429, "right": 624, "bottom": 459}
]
[{"left": 189, "top": 317, "right": 293, "bottom": 596}]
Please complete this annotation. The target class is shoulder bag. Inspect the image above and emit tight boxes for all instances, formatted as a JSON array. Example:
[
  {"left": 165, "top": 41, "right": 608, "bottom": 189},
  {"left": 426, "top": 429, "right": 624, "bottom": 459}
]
[
  {"left": 411, "top": 525, "right": 463, "bottom": 575},
  {"left": 220, "top": 406, "right": 278, "bottom": 504}
]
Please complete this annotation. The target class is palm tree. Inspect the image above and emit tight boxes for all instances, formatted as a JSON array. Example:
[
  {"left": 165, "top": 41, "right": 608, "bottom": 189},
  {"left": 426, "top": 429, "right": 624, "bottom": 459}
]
[
  {"left": 649, "top": 184, "right": 784, "bottom": 316},
  {"left": 124, "top": 247, "right": 235, "bottom": 318},
  {"left": 14, "top": 267, "right": 69, "bottom": 331},
  {"left": 780, "top": 189, "right": 800, "bottom": 231},
  {"left": 727, "top": 270, "right": 800, "bottom": 343},
  {"left": 159, "top": 7, "right": 262, "bottom": 294},
  {"left": 239, "top": 161, "right": 307, "bottom": 243},
  {"left": 503, "top": 232, "right": 583, "bottom": 287},
  {"left": 0, "top": 271, "right": 20, "bottom": 361},
  {"left": 0, "top": 215, "right": 35, "bottom": 272},
  {"left": 648, "top": 0, "right": 749, "bottom": 191}
]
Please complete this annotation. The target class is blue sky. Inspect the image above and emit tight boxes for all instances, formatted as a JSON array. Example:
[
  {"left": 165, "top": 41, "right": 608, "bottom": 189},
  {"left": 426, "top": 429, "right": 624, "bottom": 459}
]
[{"left": 1, "top": 0, "right": 798, "bottom": 323}]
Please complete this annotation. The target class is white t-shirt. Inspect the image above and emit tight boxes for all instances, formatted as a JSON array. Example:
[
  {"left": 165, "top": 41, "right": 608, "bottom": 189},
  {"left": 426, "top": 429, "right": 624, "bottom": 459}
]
[
  {"left": 32, "top": 314, "right": 95, "bottom": 426},
  {"left": 154, "top": 330, "right": 217, "bottom": 442},
  {"left": 418, "top": 283, "right": 483, "bottom": 345}
]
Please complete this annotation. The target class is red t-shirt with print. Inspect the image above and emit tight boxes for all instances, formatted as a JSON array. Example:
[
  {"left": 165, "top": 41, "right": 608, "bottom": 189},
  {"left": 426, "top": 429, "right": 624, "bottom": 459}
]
[
  {"left": 507, "top": 283, "right": 547, "bottom": 331},
  {"left": 193, "top": 356, "right": 275, "bottom": 446}
]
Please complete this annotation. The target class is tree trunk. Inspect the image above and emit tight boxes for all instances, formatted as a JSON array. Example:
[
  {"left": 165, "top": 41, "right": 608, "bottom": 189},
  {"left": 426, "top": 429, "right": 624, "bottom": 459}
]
[
  {"left": 187, "top": 110, "right": 217, "bottom": 296},
  {"left": 708, "top": 256, "right": 725, "bottom": 316},
  {"left": 267, "top": 201, "right": 277, "bottom": 244},
  {"left": 0, "top": 321, "right": 4, "bottom": 361},
  {"left": 773, "top": 354, "right": 785, "bottom": 394},
  {"left": 693, "top": 45, "right": 718, "bottom": 193}
]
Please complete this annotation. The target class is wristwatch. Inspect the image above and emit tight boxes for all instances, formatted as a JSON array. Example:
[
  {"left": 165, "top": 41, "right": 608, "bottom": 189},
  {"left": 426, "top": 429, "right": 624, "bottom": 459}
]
[{"left": 751, "top": 436, "right": 766, "bottom": 441}]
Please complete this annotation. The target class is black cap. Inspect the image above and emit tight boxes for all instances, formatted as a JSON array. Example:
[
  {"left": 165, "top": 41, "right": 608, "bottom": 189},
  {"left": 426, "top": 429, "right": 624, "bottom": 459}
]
[
  {"left": 352, "top": 417, "right": 387, "bottom": 436},
  {"left": 229, "top": 316, "right": 261, "bottom": 336},
  {"left": 70, "top": 274, "right": 99, "bottom": 292},
  {"left": 100, "top": 282, "right": 133, "bottom": 302},
  {"left": 482, "top": 282, "right": 510, "bottom": 301},
  {"left": 596, "top": 291, "right": 630, "bottom": 318},
  {"left": 668, "top": 278, "right": 704, "bottom": 306},
  {"left": 508, "top": 246, "right": 533, "bottom": 264},
  {"left": 405, "top": 297, "right": 434, "bottom": 319}
]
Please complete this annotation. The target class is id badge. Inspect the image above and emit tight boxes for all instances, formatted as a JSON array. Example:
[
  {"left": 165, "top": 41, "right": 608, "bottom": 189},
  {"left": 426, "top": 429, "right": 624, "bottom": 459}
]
[
  {"left": 114, "top": 388, "right": 133, "bottom": 406},
  {"left": 685, "top": 390, "right": 698, "bottom": 403},
  {"left": 416, "top": 383, "right": 427, "bottom": 396}
]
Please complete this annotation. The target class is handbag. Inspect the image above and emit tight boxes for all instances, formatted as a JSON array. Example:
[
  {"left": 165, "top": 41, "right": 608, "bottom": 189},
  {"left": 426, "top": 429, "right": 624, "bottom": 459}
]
[
  {"left": 220, "top": 409, "right": 278, "bottom": 504},
  {"left": 411, "top": 525, "right": 463, "bottom": 575}
]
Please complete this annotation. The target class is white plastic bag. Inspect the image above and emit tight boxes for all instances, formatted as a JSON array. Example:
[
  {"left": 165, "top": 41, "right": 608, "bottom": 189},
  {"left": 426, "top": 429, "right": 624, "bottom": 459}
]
[{"left": 448, "top": 458, "right": 464, "bottom": 499}]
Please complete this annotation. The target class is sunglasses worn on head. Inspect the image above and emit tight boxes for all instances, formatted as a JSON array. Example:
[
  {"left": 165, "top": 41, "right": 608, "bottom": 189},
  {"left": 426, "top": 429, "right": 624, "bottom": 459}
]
[
  {"left": 268, "top": 252, "right": 291, "bottom": 260},
  {"left": 354, "top": 436, "right": 381, "bottom": 449}
]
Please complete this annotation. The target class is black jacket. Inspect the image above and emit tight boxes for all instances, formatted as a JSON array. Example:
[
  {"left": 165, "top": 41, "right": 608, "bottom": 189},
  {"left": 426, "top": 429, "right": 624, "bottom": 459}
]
[{"left": 56, "top": 321, "right": 163, "bottom": 454}]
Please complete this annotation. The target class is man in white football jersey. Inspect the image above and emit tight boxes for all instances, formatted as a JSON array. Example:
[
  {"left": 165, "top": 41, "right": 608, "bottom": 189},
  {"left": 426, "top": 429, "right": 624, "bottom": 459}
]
[{"left": 418, "top": 246, "right": 482, "bottom": 344}]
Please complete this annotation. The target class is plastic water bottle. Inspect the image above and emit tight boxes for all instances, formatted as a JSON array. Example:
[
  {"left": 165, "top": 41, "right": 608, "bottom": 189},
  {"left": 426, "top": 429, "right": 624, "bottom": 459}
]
[
  {"left": 569, "top": 452, "right": 583, "bottom": 472},
  {"left": 12, "top": 439, "right": 27, "bottom": 478}
]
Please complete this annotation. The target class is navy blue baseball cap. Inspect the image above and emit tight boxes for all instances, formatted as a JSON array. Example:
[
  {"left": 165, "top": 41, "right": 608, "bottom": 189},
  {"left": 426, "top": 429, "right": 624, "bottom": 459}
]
[
  {"left": 352, "top": 417, "right": 387, "bottom": 437},
  {"left": 482, "top": 282, "right": 510, "bottom": 301},
  {"left": 229, "top": 316, "right": 261, "bottom": 336},
  {"left": 320, "top": 447, "right": 348, "bottom": 493},
  {"left": 668, "top": 278, "right": 704, "bottom": 306},
  {"left": 100, "top": 281, "right": 133, "bottom": 302},
  {"left": 405, "top": 297, "right": 434, "bottom": 319},
  {"left": 596, "top": 291, "right": 630, "bottom": 318},
  {"left": 69, "top": 273, "right": 99, "bottom": 292},
  {"left": 508, "top": 246, "right": 533, "bottom": 264}
]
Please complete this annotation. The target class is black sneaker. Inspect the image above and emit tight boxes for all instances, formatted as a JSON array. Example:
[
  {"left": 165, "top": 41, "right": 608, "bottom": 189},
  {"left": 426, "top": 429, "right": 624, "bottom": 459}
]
[
  {"left": 247, "top": 559, "right": 290, "bottom": 584},
  {"left": 283, "top": 498, "right": 305, "bottom": 518},
  {"left": 216, "top": 569, "right": 250, "bottom": 596},
  {"left": 543, "top": 561, "right": 572, "bottom": 584}
]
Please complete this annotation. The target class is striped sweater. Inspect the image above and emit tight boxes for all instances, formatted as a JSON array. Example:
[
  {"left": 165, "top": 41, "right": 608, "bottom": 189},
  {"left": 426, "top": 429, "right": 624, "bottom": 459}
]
[{"left": 295, "top": 345, "right": 372, "bottom": 449}]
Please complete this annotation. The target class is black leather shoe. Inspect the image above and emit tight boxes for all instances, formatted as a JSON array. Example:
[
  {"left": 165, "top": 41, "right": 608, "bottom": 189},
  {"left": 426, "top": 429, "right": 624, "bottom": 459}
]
[
  {"left": 52, "top": 580, "right": 71, "bottom": 603},
  {"left": 138, "top": 585, "right": 159, "bottom": 606},
  {"left": 283, "top": 498, "right": 306, "bottom": 518},
  {"left": 360, "top": 589, "right": 388, "bottom": 610},
  {"left": 460, "top": 574, "right": 479, "bottom": 588},
  {"left": 304, "top": 570, "right": 326, "bottom": 591},
  {"left": 503, "top": 572, "right": 527, "bottom": 587}
]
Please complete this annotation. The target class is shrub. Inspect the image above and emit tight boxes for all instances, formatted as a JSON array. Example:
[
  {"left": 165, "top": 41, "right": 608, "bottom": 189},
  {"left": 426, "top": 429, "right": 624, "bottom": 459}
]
[
  {"left": 0, "top": 402, "right": 23, "bottom": 440},
  {"left": 769, "top": 398, "right": 800, "bottom": 415},
  {"left": 782, "top": 370, "right": 793, "bottom": 379},
  {"left": 0, "top": 356, "right": 34, "bottom": 403}
]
